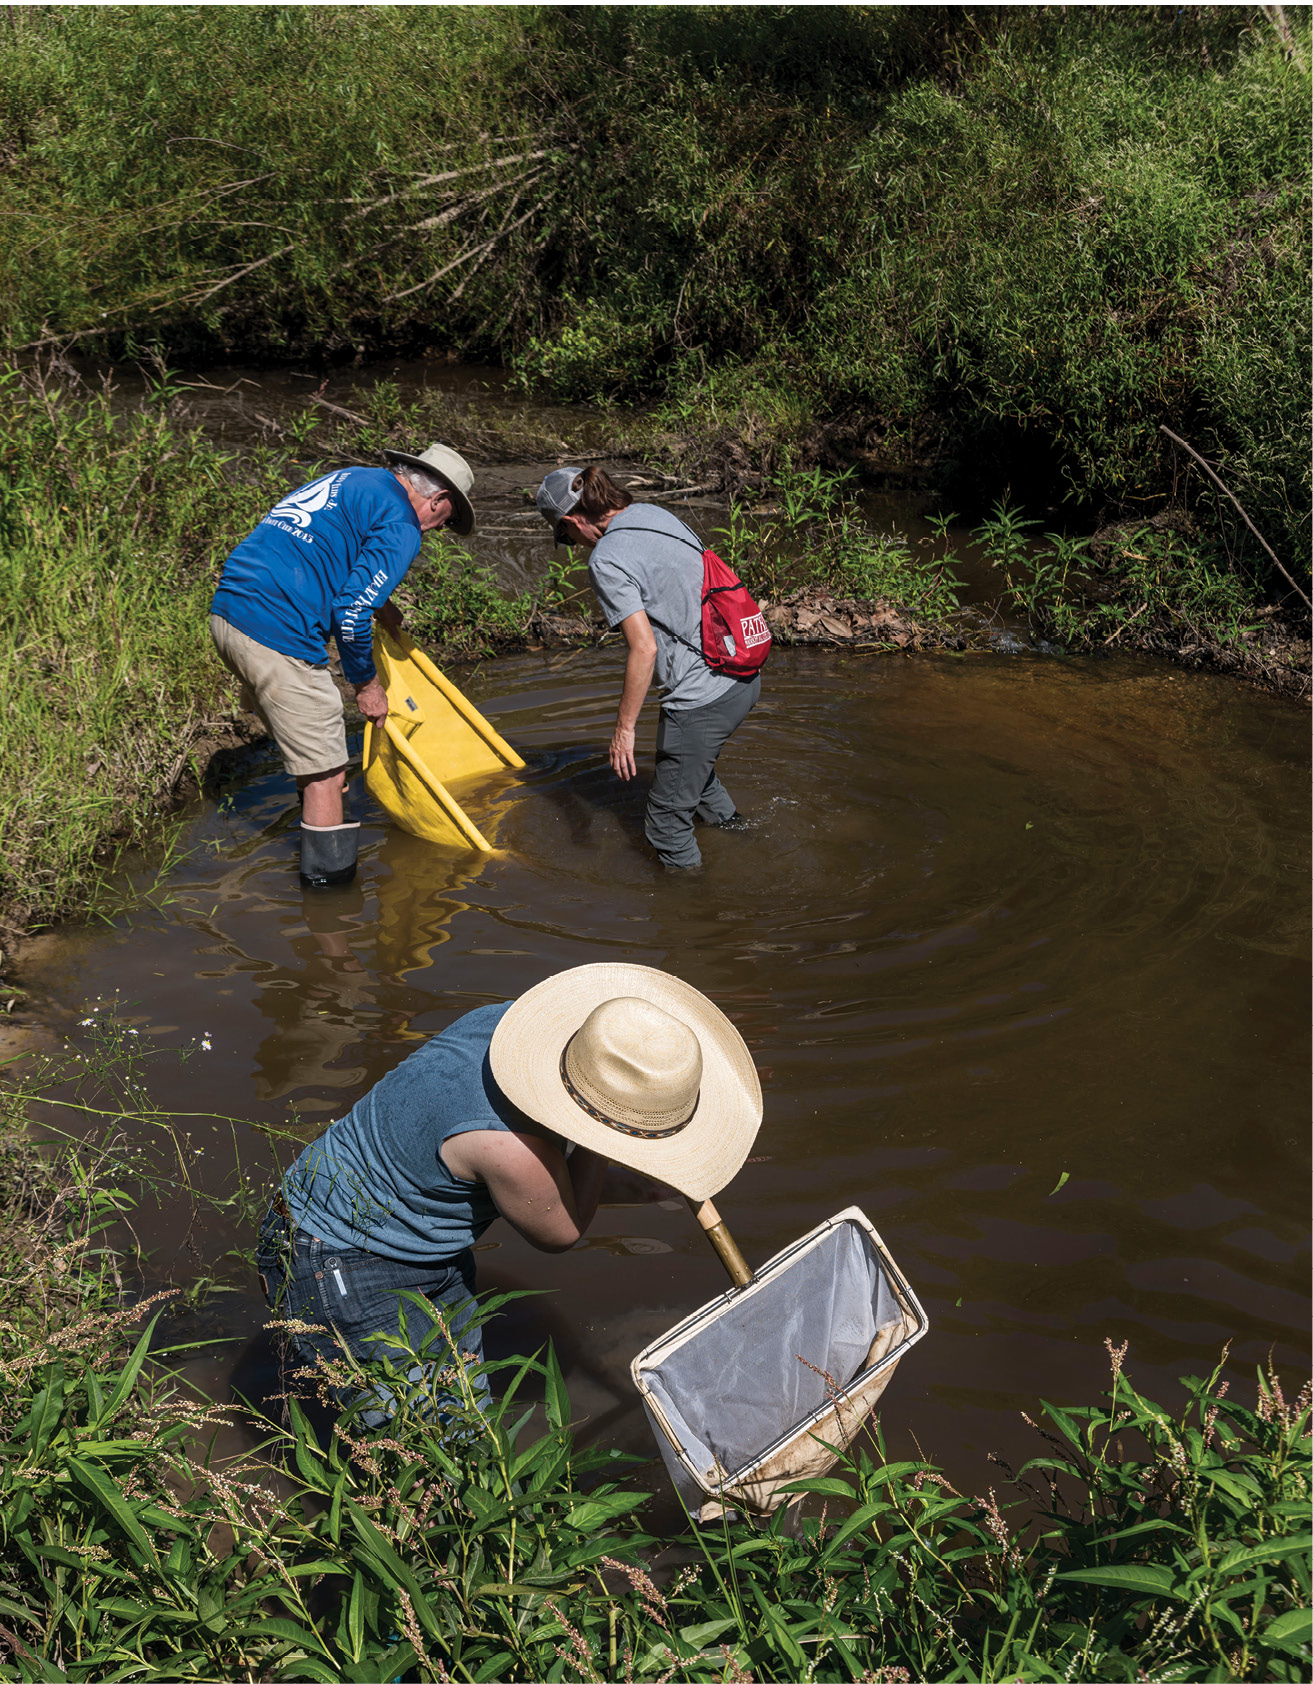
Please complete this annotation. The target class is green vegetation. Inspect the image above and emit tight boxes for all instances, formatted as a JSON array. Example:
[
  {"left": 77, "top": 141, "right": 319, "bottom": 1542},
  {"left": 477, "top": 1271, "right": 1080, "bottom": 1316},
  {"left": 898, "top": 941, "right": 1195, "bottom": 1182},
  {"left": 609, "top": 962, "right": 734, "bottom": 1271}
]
[
  {"left": 1, "top": 5, "right": 1308, "bottom": 592},
  {"left": 0, "top": 6, "right": 1308, "bottom": 929},
  {"left": 0, "top": 1030, "right": 1308, "bottom": 1682},
  {"left": 0, "top": 364, "right": 290, "bottom": 931},
  {"left": 972, "top": 498, "right": 1310, "bottom": 685}
]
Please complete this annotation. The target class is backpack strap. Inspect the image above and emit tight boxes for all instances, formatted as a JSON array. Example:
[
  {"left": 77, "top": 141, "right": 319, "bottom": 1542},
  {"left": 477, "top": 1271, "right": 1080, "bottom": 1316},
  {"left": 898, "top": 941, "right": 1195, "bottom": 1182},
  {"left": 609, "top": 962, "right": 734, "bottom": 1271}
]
[
  {"left": 595, "top": 521, "right": 706, "bottom": 656},
  {"left": 643, "top": 610, "right": 701, "bottom": 659},
  {"left": 602, "top": 522, "right": 704, "bottom": 553}
]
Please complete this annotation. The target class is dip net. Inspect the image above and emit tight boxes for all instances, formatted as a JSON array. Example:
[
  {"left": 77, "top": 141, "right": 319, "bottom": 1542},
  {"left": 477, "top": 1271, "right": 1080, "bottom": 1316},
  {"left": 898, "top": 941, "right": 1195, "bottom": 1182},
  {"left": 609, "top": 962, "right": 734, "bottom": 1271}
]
[{"left": 631, "top": 1207, "right": 928, "bottom": 1519}]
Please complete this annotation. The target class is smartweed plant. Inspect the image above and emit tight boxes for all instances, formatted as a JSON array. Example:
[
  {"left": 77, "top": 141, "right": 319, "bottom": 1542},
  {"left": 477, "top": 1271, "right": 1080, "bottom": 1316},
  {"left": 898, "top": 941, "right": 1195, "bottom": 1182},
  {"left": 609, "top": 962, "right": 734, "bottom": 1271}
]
[{"left": 0, "top": 1026, "right": 1304, "bottom": 1681}]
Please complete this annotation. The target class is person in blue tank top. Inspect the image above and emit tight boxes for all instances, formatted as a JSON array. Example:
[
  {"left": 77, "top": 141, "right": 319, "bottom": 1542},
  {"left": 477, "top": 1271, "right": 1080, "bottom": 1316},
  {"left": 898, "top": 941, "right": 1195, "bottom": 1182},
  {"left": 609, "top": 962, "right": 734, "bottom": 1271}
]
[
  {"left": 256, "top": 962, "right": 763, "bottom": 1430},
  {"left": 210, "top": 443, "right": 477, "bottom": 887}
]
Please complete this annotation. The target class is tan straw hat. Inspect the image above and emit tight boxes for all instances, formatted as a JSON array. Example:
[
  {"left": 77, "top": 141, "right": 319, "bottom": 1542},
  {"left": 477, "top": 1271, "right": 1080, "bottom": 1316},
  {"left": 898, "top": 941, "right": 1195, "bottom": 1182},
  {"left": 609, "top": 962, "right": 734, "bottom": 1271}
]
[
  {"left": 489, "top": 963, "right": 763, "bottom": 1201},
  {"left": 381, "top": 442, "right": 476, "bottom": 536}
]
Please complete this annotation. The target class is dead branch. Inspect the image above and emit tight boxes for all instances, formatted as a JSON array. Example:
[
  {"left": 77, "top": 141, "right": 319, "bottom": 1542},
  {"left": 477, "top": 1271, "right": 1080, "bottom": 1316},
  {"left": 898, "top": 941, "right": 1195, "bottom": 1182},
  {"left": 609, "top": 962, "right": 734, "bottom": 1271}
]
[
  {"left": 184, "top": 241, "right": 298, "bottom": 309},
  {"left": 348, "top": 149, "right": 555, "bottom": 221},
  {"left": 309, "top": 395, "right": 372, "bottom": 427},
  {"left": 382, "top": 196, "right": 550, "bottom": 304},
  {"left": 1159, "top": 424, "right": 1310, "bottom": 609}
]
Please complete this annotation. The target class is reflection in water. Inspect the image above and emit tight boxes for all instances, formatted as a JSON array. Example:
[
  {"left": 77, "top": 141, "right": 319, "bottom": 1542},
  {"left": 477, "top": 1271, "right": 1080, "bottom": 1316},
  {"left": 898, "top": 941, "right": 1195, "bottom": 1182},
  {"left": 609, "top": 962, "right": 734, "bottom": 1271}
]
[{"left": 18, "top": 648, "right": 1310, "bottom": 1496}]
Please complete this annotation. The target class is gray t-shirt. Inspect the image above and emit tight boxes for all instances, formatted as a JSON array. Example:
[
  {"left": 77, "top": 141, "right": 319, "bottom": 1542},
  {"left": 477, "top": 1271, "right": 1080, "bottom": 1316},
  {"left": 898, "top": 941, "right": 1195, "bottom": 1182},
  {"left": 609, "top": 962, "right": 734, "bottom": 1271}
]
[{"left": 588, "top": 504, "right": 739, "bottom": 711}]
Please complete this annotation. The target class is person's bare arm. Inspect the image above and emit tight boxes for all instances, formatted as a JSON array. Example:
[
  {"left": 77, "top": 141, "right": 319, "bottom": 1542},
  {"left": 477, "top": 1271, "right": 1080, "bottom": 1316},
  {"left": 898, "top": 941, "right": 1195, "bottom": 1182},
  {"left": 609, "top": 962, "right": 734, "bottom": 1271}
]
[
  {"left": 443, "top": 1130, "right": 607, "bottom": 1253},
  {"left": 610, "top": 610, "right": 657, "bottom": 780}
]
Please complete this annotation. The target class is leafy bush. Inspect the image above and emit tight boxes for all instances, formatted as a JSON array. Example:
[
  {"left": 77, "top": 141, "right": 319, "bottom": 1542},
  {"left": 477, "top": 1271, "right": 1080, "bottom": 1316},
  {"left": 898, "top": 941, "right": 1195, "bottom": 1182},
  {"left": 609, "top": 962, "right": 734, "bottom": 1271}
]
[
  {"left": 0, "top": 362, "right": 301, "bottom": 927},
  {"left": 0, "top": 7, "right": 1306, "bottom": 578},
  {"left": 973, "top": 498, "right": 1272, "bottom": 655},
  {"left": 713, "top": 469, "right": 964, "bottom": 623}
]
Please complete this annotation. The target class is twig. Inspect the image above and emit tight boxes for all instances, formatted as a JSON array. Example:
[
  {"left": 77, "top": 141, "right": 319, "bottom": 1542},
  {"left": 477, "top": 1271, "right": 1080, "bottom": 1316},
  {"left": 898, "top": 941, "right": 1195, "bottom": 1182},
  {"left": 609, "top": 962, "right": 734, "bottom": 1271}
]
[
  {"left": 383, "top": 197, "right": 549, "bottom": 304},
  {"left": 1158, "top": 424, "right": 1310, "bottom": 608},
  {"left": 309, "top": 395, "right": 372, "bottom": 428},
  {"left": 411, "top": 169, "right": 545, "bottom": 232},
  {"left": 1101, "top": 601, "right": 1149, "bottom": 646},
  {"left": 185, "top": 241, "right": 297, "bottom": 309},
  {"left": 350, "top": 149, "right": 554, "bottom": 219}
]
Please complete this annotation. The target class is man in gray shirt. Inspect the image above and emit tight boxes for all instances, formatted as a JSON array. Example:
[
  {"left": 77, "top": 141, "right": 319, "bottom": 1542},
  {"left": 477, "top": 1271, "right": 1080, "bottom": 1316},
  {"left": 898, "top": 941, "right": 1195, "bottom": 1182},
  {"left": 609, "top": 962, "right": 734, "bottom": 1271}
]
[{"left": 536, "top": 466, "right": 760, "bottom": 869}]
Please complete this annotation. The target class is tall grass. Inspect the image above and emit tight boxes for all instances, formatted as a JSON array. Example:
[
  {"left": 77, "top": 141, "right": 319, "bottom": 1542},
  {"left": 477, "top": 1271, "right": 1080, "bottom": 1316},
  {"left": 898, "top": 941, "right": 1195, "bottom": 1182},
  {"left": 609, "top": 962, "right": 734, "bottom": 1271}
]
[
  {"left": 0, "top": 7, "right": 1306, "bottom": 581},
  {"left": 0, "top": 363, "right": 301, "bottom": 928},
  {"left": 0, "top": 1030, "right": 1307, "bottom": 1681}
]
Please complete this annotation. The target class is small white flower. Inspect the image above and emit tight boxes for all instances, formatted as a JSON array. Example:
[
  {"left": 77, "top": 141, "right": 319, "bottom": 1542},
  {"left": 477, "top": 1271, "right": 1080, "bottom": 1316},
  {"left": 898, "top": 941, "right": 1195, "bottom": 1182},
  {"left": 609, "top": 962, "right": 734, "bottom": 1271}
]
[
  {"left": 79, "top": 1018, "right": 94, "bottom": 1027},
  {"left": 201, "top": 1039, "right": 212, "bottom": 1051}
]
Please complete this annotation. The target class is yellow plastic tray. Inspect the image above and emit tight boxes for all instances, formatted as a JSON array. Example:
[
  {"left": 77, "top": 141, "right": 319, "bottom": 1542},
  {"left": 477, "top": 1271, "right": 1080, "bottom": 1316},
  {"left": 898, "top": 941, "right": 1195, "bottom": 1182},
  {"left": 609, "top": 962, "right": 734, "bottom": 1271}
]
[{"left": 363, "top": 627, "right": 524, "bottom": 851}]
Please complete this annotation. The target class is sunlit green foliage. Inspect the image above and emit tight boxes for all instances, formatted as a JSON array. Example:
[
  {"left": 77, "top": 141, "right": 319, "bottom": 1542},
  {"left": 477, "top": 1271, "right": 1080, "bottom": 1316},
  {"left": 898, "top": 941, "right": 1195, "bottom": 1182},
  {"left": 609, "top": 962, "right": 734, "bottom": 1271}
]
[
  {"left": 0, "top": 363, "right": 296, "bottom": 927},
  {"left": 974, "top": 498, "right": 1284, "bottom": 661},
  {"left": 0, "top": 6, "right": 1306, "bottom": 578},
  {"left": 0, "top": 1044, "right": 1308, "bottom": 1682}
]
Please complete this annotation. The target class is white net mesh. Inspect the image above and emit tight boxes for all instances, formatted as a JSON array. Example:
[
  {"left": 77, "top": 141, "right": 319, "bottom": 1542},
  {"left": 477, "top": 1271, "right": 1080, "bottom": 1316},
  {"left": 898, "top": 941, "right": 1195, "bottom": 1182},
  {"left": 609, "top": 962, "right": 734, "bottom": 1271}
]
[{"left": 634, "top": 1210, "right": 922, "bottom": 1512}]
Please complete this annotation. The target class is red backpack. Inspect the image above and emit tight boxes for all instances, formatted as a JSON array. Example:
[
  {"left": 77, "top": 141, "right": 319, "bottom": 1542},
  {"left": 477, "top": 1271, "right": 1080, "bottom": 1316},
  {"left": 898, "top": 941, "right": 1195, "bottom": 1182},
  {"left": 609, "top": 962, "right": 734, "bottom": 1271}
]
[{"left": 624, "top": 525, "right": 772, "bottom": 678}]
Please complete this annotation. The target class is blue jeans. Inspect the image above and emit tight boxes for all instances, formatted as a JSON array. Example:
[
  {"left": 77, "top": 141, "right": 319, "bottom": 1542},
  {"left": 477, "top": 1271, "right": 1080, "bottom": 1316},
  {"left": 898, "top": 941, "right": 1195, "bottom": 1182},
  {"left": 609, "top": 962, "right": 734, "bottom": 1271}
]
[{"left": 256, "top": 1206, "right": 488, "bottom": 1428}]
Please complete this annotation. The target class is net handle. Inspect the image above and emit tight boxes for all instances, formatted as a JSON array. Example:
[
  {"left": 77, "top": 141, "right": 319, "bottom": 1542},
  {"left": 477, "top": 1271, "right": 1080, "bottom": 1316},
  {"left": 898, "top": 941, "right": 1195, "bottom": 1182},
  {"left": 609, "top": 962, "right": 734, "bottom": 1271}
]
[{"left": 688, "top": 1197, "right": 753, "bottom": 1287}]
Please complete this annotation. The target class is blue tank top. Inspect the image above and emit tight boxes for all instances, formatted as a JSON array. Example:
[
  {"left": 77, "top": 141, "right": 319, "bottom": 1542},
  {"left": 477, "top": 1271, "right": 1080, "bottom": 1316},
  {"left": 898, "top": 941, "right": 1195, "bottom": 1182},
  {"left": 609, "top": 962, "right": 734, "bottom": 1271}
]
[{"left": 282, "top": 1002, "right": 531, "bottom": 1263}]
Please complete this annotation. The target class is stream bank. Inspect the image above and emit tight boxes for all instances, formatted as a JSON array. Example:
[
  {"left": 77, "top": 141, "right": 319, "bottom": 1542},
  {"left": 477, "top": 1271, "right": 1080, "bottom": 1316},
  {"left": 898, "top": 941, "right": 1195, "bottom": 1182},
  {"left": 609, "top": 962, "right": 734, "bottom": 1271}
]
[{"left": 1, "top": 350, "right": 1307, "bottom": 982}]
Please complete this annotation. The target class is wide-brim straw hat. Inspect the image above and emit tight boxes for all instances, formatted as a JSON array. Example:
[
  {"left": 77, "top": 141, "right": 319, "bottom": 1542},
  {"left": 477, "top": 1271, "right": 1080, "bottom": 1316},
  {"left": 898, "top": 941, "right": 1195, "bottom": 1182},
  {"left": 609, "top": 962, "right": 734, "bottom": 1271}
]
[
  {"left": 490, "top": 963, "right": 762, "bottom": 1202},
  {"left": 381, "top": 442, "right": 475, "bottom": 536}
]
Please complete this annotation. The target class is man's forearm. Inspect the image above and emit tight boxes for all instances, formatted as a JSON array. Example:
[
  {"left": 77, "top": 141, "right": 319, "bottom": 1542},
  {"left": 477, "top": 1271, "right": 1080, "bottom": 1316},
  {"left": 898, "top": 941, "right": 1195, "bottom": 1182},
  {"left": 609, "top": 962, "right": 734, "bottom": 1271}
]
[{"left": 617, "top": 646, "right": 656, "bottom": 728}]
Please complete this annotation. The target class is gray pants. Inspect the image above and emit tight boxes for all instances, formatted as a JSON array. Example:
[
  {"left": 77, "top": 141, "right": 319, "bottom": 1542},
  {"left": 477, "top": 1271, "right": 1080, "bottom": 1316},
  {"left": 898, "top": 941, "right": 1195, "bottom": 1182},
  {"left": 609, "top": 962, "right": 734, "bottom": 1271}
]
[{"left": 645, "top": 675, "right": 760, "bottom": 868}]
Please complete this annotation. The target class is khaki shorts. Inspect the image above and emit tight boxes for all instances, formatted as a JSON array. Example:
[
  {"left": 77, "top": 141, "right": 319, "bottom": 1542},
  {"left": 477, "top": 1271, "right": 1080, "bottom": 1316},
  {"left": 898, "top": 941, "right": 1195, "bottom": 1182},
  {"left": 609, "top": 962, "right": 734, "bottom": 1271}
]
[{"left": 210, "top": 615, "right": 348, "bottom": 779}]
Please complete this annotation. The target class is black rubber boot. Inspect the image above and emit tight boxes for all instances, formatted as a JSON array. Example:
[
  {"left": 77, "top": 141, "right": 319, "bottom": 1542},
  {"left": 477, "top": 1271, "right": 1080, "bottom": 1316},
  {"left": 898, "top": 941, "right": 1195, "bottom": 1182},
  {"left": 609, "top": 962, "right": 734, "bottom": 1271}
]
[{"left": 299, "top": 821, "right": 360, "bottom": 888}]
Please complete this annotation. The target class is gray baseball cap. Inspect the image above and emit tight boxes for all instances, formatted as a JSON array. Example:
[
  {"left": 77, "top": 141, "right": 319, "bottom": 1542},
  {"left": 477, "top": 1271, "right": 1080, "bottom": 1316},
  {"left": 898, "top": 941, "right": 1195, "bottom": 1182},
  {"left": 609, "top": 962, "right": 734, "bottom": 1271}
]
[{"left": 536, "top": 467, "right": 585, "bottom": 536}]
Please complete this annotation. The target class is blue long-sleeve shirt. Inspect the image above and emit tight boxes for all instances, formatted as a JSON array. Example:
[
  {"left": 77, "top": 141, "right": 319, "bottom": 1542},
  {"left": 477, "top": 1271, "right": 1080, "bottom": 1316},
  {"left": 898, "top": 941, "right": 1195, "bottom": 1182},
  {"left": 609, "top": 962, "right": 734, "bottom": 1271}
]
[{"left": 210, "top": 467, "right": 421, "bottom": 685}]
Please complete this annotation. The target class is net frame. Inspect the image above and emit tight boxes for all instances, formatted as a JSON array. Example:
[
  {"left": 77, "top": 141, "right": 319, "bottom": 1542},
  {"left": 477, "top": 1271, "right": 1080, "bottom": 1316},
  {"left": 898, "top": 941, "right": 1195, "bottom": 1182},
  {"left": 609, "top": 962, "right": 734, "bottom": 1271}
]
[{"left": 632, "top": 1206, "right": 929, "bottom": 1517}]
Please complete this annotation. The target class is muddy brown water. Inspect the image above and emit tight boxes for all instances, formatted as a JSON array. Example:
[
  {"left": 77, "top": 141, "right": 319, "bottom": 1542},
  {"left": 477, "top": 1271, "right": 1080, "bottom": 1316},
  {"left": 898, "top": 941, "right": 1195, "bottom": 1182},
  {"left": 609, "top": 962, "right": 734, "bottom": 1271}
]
[{"left": 18, "top": 642, "right": 1309, "bottom": 1500}]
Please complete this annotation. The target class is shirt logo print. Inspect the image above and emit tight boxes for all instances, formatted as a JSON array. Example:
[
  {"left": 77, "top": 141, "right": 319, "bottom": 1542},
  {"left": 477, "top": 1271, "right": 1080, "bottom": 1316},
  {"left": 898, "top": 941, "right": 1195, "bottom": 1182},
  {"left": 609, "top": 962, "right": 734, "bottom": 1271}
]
[{"left": 268, "top": 475, "right": 336, "bottom": 529}]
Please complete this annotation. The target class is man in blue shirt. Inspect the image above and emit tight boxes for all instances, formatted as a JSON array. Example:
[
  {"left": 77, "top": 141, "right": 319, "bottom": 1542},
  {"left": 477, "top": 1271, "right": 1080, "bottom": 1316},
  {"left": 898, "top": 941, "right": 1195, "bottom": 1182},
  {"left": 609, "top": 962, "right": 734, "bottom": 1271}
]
[{"left": 210, "top": 443, "right": 475, "bottom": 886}]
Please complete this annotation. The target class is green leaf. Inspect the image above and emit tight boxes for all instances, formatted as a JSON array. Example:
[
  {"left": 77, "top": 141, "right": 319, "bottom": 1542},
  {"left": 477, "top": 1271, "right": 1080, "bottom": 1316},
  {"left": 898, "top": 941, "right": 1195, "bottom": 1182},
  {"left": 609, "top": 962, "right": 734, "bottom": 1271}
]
[
  {"left": 287, "top": 1397, "right": 332, "bottom": 1494},
  {"left": 67, "top": 1458, "right": 160, "bottom": 1570},
  {"left": 278, "top": 1660, "right": 347, "bottom": 1684},
  {"left": 1218, "top": 1536, "right": 1312, "bottom": 1574},
  {"left": 1038, "top": 1402, "right": 1086, "bottom": 1451},
  {"left": 543, "top": 1342, "right": 571, "bottom": 1433},
  {"left": 1263, "top": 1608, "right": 1312, "bottom": 1649},
  {"left": 1199, "top": 1467, "right": 1262, "bottom": 1507},
  {"left": 328, "top": 1470, "right": 345, "bottom": 1546},
  {"left": 678, "top": 1616, "right": 740, "bottom": 1649},
  {"left": 344, "top": 1501, "right": 440, "bottom": 1639},
  {"left": 821, "top": 1500, "right": 889, "bottom": 1556},
  {"left": 1048, "top": 1171, "right": 1069, "bottom": 1195},
  {"left": 248, "top": 1616, "right": 333, "bottom": 1652},
  {"left": 25, "top": 1369, "right": 67, "bottom": 1458},
  {"left": 1056, "top": 1564, "right": 1182, "bottom": 1599},
  {"left": 1091, "top": 1517, "right": 1190, "bottom": 1546},
  {"left": 347, "top": 1569, "right": 364, "bottom": 1660},
  {"left": 775, "top": 1477, "right": 855, "bottom": 1499},
  {"left": 565, "top": 1491, "right": 647, "bottom": 1531},
  {"left": 96, "top": 1316, "right": 161, "bottom": 1428},
  {"left": 864, "top": 1461, "right": 928, "bottom": 1488}
]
